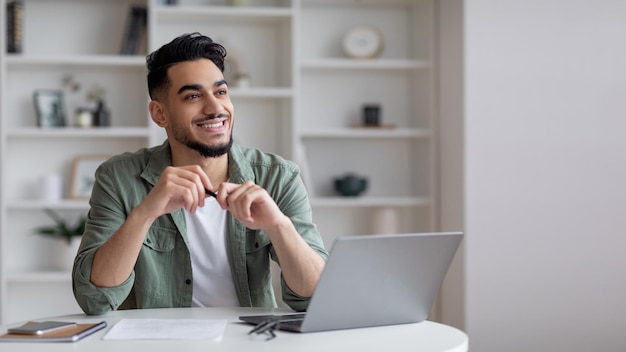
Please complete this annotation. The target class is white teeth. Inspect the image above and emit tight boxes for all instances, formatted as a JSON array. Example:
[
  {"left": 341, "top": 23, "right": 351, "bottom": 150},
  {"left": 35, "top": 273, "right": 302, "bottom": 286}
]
[{"left": 201, "top": 121, "right": 222, "bottom": 128}]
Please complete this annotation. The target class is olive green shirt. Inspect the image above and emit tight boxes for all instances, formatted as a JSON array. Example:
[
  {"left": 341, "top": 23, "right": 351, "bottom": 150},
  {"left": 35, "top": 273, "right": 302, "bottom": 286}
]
[{"left": 72, "top": 141, "right": 328, "bottom": 315}]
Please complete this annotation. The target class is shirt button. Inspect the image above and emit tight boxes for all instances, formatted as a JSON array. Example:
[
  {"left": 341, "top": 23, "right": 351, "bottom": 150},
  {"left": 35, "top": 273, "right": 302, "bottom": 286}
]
[
  {"left": 255, "top": 242, "right": 259, "bottom": 248},
  {"left": 185, "top": 279, "right": 192, "bottom": 285}
]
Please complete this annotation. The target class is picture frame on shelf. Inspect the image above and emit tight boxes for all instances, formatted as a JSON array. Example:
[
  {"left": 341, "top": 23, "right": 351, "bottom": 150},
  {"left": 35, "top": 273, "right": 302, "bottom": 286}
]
[
  {"left": 68, "top": 155, "right": 110, "bottom": 199},
  {"left": 33, "top": 90, "right": 66, "bottom": 128}
]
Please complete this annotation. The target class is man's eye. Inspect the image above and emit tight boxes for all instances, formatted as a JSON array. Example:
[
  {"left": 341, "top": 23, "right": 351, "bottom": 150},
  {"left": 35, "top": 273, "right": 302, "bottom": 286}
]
[{"left": 185, "top": 93, "right": 200, "bottom": 100}]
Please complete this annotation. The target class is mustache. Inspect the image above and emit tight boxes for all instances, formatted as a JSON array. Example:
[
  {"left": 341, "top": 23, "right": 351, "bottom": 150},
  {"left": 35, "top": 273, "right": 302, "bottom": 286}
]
[{"left": 193, "top": 113, "right": 230, "bottom": 124}]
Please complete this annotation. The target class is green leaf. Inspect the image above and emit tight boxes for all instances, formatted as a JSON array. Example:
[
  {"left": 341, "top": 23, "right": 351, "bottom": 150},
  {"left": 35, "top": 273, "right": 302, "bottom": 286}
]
[{"left": 35, "top": 209, "right": 86, "bottom": 244}]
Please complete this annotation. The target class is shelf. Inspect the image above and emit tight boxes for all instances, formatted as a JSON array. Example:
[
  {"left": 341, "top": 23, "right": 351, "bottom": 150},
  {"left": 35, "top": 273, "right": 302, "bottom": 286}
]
[
  {"left": 300, "top": 128, "right": 431, "bottom": 139},
  {"left": 310, "top": 196, "right": 431, "bottom": 208},
  {"left": 5, "top": 54, "right": 145, "bottom": 67},
  {"left": 154, "top": 5, "right": 293, "bottom": 22},
  {"left": 7, "top": 199, "right": 89, "bottom": 210},
  {"left": 6, "top": 127, "right": 150, "bottom": 138},
  {"left": 300, "top": 58, "right": 430, "bottom": 70},
  {"left": 6, "top": 271, "right": 72, "bottom": 284}
]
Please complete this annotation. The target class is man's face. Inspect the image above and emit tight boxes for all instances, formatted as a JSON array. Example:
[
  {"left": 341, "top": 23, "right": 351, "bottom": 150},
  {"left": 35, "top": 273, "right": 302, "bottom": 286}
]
[{"left": 163, "top": 58, "right": 234, "bottom": 158}]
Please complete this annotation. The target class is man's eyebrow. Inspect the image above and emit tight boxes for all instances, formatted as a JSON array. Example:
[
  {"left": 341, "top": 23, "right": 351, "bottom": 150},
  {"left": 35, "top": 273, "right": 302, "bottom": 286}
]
[
  {"left": 215, "top": 79, "right": 227, "bottom": 87},
  {"left": 177, "top": 80, "right": 228, "bottom": 95},
  {"left": 177, "top": 84, "right": 202, "bottom": 95}
]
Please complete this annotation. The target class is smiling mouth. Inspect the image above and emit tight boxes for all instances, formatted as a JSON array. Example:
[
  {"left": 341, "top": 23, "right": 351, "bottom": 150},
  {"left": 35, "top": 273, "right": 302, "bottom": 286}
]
[
  {"left": 195, "top": 113, "right": 229, "bottom": 130},
  {"left": 199, "top": 120, "right": 224, "bottom": 128},
  {"left": 195, "top": 116, "right": 229, "bottom": 130}
]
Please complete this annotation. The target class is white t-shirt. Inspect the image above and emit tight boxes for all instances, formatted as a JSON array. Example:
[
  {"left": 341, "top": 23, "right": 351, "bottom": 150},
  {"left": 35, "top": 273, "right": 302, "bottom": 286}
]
[{"left": 184, "top": 198, "right": 239, "bottom": 307}]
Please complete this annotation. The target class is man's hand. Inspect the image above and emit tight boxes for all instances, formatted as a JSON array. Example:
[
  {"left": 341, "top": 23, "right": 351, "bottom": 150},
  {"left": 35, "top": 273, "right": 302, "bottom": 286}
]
[
  {"left": 139, "top": 165, "right": 215, "bottom": 220},
  {"left": 90, "top": 165, "right": 215, "bottom": 287},
  {"left": 215, "top": 181, "right": 290, "bottom": 233},
  {"left": 214, "top": 181, "right": 325, "bottom": 297}
]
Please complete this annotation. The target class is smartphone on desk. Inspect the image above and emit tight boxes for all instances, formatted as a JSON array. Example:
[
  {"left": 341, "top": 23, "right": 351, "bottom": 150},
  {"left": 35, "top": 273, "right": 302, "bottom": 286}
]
[{"left": 8, "top": 321, "right": 77, "bottom": 335}]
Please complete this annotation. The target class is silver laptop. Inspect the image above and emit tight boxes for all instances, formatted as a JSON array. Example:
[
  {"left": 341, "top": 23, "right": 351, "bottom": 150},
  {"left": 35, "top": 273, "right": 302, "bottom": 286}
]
[{"left": 240, "top": 231, "right": 463, "bottom": 333}]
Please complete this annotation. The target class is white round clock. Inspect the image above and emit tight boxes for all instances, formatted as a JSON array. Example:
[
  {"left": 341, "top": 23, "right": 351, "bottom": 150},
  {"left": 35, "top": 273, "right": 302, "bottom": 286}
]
[{"left": 342, "top": 25, "right": 383, "bottom": 59}]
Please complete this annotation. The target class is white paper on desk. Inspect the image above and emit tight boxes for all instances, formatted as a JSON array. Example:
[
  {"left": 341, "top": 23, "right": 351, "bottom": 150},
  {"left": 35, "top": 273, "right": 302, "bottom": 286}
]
[{"left": 102, "top": 319, "right": 227, "bottom": 340}]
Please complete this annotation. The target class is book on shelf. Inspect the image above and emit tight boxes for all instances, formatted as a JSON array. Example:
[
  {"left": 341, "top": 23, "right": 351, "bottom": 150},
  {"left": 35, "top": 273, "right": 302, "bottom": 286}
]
[
  {"left": 119, "top": 6, "right": 148, "bottom": 55},
  {"left": 6, "top": 0, "right": 24, "bottom": 54}
]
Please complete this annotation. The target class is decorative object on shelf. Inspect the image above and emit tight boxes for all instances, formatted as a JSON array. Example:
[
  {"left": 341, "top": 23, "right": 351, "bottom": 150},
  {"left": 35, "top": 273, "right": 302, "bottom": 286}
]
[
  {"left": 6, "top": 0, "right": 24, "bottom": 53},
  {"left": 334, "top": 173, "right": 368, "bottom": 197},
  {"left": 342, "top": 25, "right": 384, "bottom": 59},
  {"left": 61, "top": 73, "right": 82, "bottom": 119},
  {"left": 87, "top": 84, "right": 111, "bottom": 127},
  {"left": 221, "top": 38, "right": 251, "bottom": 88},
  {"left": 33, "top": 90, "right": 66, "bottom": 127},
  {"left": 62, "top": 78, "right": 111, "bottom": 127},
  {"left": 120, "top": 5, "right": 147, "bottom": 55},
  {"left": 351, "top": 103, "right": 395, "bottom": 129},
  {"left": 371, "top": 207, "right": 399, "bottom": 235},
  {"left": 61, "top": 74, "right": 81, "bottom": 92},
  {"left": 363, "top": 104, "right": 381, "bottom": 126},
  {"left": 75, "top": 107, "right": 95, "bottom": 128},
  {"left": 35, "top": 209, "right": 86, "bottom": 245},
  {"left": 234, "top": 73, "right": 251, "bottom": 88},
  {"left": 57, "top": 235, "right": 81, "bottom": 271},
  {"left": 35, "top": 209, "right": 85, "bottom": 271},
  {"left": 93, "top": 100, "right": 111, "bottom": 127},
  {"left": 69, "top": 155, "right": 110, "bottom": 199},
  {"left": 41, "top": 173, "right": 63, "bottom": 202}
]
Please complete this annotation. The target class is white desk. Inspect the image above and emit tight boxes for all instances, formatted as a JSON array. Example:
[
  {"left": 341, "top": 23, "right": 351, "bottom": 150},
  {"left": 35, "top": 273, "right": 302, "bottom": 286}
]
[{"left": 0, "top": 307, "right": 468, "bottom": 352}]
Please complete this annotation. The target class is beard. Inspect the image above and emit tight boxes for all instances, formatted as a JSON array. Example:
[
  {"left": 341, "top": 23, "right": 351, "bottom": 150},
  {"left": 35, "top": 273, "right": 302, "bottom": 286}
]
[
  {"left": 186, "top": 136, "right": 233, "bottom": 158},
  {"left": 171, "top": 116, "right": 234, "bottom": 158}
]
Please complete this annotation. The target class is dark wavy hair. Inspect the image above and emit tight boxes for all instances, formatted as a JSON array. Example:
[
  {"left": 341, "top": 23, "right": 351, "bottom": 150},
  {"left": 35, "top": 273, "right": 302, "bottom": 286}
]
[{"left": 146, "top": 32, "right": 227, "bottom": 100}]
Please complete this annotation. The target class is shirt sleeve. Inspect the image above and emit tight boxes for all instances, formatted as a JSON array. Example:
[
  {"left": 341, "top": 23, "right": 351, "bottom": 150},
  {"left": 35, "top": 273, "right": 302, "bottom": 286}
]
[
  {"left": 269, "top": 164, "right": 329, "bottom": 311},
  {"left": 72, "top": 163, "right": 136, "bottom": 315}
]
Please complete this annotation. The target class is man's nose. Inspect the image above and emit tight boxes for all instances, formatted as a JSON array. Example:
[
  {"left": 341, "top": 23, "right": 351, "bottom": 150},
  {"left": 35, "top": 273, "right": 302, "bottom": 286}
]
[{"left": 202, "top": 95, "right": 223, "bottom": 115}]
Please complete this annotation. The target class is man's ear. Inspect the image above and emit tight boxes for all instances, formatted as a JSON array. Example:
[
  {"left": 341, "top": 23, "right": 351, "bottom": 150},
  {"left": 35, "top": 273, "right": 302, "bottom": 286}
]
[{"left": 149, "top": 100, "right": 168, "bottom": 127}]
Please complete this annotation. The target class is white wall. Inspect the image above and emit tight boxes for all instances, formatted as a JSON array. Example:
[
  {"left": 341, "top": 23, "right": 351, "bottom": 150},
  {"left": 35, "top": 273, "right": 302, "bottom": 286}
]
[{"left": 464, "top": 0, "right": 626, "bottom": 351}]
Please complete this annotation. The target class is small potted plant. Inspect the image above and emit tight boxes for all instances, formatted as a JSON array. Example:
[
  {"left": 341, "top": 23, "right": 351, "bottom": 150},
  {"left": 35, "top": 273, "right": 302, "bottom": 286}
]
[
  {"left": 36, "top": 208, "right": 86, "bottom": 245},
  {"left": 35, "top": 209, "right": 86, "bottom": 271}
]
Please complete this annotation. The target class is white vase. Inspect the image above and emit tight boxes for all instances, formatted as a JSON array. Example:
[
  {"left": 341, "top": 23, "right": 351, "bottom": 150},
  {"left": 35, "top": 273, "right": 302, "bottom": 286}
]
[
  {"left": 40, "top": 173, "right": 63, "bottom": 202},
  {"left": 371, "top": 207, "right": 398, "bottom": 235},
  {"left": 56, "top": 237, "right": 81, "bottom": 272}
]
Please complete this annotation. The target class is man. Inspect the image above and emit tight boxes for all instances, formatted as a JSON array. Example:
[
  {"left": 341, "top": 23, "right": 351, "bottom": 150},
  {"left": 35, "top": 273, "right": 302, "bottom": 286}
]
[{"left": 72, "top": 32, "right": 328, "bottom": 315}]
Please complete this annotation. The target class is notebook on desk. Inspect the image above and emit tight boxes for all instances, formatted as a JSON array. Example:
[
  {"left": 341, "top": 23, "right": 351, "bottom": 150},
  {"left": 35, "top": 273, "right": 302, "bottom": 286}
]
[{"left": 240, "top": 231, "right": 463, "bottom": 333}]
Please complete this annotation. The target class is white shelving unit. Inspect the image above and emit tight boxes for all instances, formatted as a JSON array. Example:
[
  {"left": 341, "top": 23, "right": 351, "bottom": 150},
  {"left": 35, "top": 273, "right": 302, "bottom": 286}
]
[
  {"left": 0, "top": 0, "right": 438, "bottom": 324},
  {"left": 0, "top": 0, "right": 151, "bottom": 323},
  {"left": 296, "top": 0, "right": 436, "bottom": 245}
]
